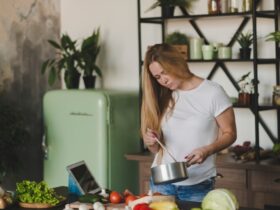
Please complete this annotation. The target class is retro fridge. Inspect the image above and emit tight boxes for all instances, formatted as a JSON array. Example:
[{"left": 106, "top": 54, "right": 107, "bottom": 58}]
[{"left": 42, "top": 90, "right": 140, "bottom": 193}]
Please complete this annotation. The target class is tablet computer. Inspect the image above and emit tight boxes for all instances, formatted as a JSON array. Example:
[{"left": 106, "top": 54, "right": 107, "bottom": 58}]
[{"left": 66, "top": 160, "right": 101, "bottom": 195}]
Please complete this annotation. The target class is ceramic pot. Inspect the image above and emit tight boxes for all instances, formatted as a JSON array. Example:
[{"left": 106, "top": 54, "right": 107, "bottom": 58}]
[
  {"left": 239, "top": 48, "right": 251, "bottom": 60},
  {"left": 83, "top": 75, "right": 96, "bottom": 89}
]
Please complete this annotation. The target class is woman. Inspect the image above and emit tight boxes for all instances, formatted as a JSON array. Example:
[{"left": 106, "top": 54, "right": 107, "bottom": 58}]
[{"left": 141, "top": 43, "right": 236, "bottom": 202}]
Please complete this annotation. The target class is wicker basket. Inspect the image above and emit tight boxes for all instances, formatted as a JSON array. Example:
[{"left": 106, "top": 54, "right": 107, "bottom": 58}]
[{"left": 173, "top": 45, "right": 188, "bottom": 60}]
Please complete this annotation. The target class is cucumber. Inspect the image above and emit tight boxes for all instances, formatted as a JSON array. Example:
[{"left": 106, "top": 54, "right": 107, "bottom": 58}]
[{"left": 79, "top": 194, "right": 102, "bottom": 203}]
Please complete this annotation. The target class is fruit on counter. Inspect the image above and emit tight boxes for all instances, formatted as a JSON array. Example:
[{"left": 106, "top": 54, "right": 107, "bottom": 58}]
[
  {"left": 230, "top": 141, "right": 253, "bottom": 158},
  {"left": 201, "top": 188, "right": 239, "bottom": 210},
  {"left": 125, "top": 195, "right": 137, "bottom": 205},
  {"left": 273, "top": 143, "right": 280, "bottom": 155},
  {"left": 133, "top": 203, "right": 151, "bottom": 210},
  {"left": 109, "top": 191, "right": 123, "bottom": 204},
  {"left": 149, "top": 201, "right": 179, "bottom": 210}
]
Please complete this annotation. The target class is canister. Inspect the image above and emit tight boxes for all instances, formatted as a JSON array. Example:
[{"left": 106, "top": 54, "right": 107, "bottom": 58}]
[
  {"left": 273, "top": 85, "right": 280, "bottom": 106},
  {"left": 190, "top": 37, "right": 203, "bottom": 60}
]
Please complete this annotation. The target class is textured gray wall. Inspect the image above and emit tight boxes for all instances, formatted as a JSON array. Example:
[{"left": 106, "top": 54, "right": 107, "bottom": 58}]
[{"left": 0, "top": 0, "right": 60, "bottom": 189}]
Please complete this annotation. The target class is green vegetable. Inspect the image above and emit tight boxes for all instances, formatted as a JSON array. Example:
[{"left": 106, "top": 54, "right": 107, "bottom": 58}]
[
  {"left": 16, "top": 180, "right": 64, "bottom": 205},
  {"left": 201, "top": 188, "right": 239, "bottom": 210},
  {"left": 79, "top": 194, "right": 102, "bottom": 203}
]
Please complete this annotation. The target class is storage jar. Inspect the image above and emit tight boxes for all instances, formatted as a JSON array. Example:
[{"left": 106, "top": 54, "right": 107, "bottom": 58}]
[{"left": 273, "top": 85, "right": 280, "bottom": 106}]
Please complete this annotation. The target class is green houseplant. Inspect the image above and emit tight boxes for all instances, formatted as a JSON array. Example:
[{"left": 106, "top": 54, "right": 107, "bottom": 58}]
[
  {"left": 79, "top": 28, "right": 102, "bottom": 89},
  {"left": 0, "top": 102, "right": 28, "bottom": 183},
  {"left": 165, "top": 31, "right": 188, "bottom": 59},
  {"left": 265, "top": 31, "right": 280, "bottom": 42},
  {"left": 41, "top": 34, "right": 81, "bottom": 89},
  {"left": 236, "top": 31, "right": 253, "bottom": 60},
  {"left": 146, "top": 0, "right": 196, "bottom": 17},
  {"left": 41, "top": 28, "right": 102, "bottom": 89}
]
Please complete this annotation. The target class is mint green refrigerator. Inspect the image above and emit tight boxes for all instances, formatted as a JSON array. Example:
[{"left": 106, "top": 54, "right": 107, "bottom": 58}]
[{"left": 42, "top": 90, "right": 140, "bottom": 193}]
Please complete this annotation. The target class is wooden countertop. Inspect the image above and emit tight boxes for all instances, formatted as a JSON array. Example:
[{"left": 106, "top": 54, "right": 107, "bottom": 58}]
[{"left": 125, "top": 152, "right": 280, "bottom": 172}]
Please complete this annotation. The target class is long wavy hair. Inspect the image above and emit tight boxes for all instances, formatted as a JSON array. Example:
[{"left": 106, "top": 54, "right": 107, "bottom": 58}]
[{"left": 141, "top": 43, "right": 193, "bottom": 140}]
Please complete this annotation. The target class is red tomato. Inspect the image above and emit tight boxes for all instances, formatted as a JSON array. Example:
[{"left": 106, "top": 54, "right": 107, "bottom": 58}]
[
  {"left": 109, "top": 191, "right": 122, "bottom": 204},
  {"left": 125, "top": 195, "right": 137, "bottom": 205},
  {"left": 133, "top": 203, "right": 146, "bottom": 210}
]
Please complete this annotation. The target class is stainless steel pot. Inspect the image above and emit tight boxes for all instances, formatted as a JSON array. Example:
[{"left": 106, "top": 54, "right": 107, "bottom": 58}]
[
  {"left": 151, "top": 137, "right": 188, "bottom": 184},
  {"left": 151, "top": 161, "right": 188, "bottom": 184}
]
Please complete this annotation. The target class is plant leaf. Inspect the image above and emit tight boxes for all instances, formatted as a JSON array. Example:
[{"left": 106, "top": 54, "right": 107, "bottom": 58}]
[{"left": 47, "top": 40, "right": 61, "bottom": 49}]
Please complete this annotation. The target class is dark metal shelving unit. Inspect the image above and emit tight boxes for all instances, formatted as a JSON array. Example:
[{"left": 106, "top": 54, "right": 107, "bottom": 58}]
[{"left": 137, "top": 0, "right": 280, "bottom": 156}]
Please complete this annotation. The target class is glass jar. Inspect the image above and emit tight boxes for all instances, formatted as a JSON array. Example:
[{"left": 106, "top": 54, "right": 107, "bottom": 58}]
[
  {"left": 230, "top": 0, "right": 238, "bottom": 13},
  {"left": 208, "top": 0, "right": 221, "bottom": 14},
  {"left": 273, "top": 85, "right": 280, "bottom": 106},
  {"left": 242, "top": 0, "right": 252, "bottom": 12}
]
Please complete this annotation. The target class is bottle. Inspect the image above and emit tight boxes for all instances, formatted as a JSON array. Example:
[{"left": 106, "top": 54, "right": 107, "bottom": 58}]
[
  {"left": 208, "top": 0, "right": 220, "bottom": 14},
  {"left": 273, "top": 85, "right": 280, "bottom": 106},
  {"left": 230, "top": 0, "right": 238, "bottom": 13},
  {"left": 242, "top": 0, "right": 252, "bottom": 12},
  {"left": 221, "top": 0, "right": 229, "bottom": 13}
]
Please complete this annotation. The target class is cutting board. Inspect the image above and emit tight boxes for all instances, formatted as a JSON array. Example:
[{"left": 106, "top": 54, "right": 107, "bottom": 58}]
[{"left": 69, "top": 201, "right": 126, "bottom": 210}]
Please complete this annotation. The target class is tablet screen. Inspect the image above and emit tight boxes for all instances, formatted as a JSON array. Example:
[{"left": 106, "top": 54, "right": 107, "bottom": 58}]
[{"left": 67, "top": 161, "right": 101, "bottom": 194}]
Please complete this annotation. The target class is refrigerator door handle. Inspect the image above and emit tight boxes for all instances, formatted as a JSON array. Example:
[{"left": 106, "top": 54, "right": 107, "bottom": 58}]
[{"left": 42, "top": 133, "right": 48, "bottom": 160}]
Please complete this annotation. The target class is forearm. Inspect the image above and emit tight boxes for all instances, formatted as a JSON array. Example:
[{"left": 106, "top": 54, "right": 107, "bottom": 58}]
[{"left": 206, "top": 131, "right": 236, "bottom": 156}]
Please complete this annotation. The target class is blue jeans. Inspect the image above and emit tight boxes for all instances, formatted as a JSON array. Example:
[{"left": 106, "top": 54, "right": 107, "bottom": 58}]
[{"left": 150, "top": 177, "right": 215, "bottom": 202}]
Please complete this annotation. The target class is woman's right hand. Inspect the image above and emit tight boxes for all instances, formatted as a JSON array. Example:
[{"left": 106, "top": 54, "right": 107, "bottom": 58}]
[{"left": 143, "top": 128, "right": 159, "bottom": 153}]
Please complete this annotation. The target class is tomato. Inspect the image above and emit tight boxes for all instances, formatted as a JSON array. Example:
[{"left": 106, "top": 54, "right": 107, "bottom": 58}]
[
  {"left": 125, "top": 195, "right": 137, "bottom": 205},
  {"left": 109, "top": 191, "right": 122, "bottom": 204},
  {"left": 133, "top": 203, "right": 151, "bottom": 210}
]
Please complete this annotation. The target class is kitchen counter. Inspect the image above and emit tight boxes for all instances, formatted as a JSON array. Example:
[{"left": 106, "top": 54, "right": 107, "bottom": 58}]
[
  {"left": 6, "top": 186, "right": 265, "bottom": 210},
  {"left": 125, "top": 152, "right": 280, "bottom": 209}
]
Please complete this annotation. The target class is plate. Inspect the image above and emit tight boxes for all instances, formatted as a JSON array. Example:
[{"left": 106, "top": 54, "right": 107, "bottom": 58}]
[
  {"left": 19, "top": 202, "right": 53, "bottom": 209},
  {"left": 18, "top": 197, "right": 66, "bottom": 209}
]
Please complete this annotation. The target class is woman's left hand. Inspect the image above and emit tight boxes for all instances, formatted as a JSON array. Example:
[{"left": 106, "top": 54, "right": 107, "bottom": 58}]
[{"left": 185, "top": 146, "right": 210, "bottom": 166}]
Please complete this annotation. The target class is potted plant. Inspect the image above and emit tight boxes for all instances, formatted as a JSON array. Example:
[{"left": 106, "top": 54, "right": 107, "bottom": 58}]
[
  {"left": 79, "top": 28, "right": 102, "bottom": 89},
  {"left": 265, "top": 31, "right": 280, "bottom": 42},
  {"left": 0, "top": 102, "right": 28, "bottom": 183},
  {"left": 236, "top": 31, "right": 253, "bottom": 60},
  {"left": 237, "top": 71, "right": 254, "bottom": 105},
  {"left": 41, "top": 28, "right": 102, "bottom": 89},
  {"left": 41, "top": 34, "right": 81, "bottom": 89},
  {"left": 165, "top": 31, "right": 188, "bottom": 59},
  {"left": 145, "top": 0, "right": 195, "bottom": 17},
  {"left": 265, "top": 31, "right": 280, "bottom": 54}
]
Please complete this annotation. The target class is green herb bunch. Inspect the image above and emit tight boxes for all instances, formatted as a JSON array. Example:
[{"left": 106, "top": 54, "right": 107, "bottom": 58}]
[
  {"left": 237, "top": 32, "right": 253, "bottom": 49},
  {"left": 16, "top": 180, "right": 64, "bottom": 205}
]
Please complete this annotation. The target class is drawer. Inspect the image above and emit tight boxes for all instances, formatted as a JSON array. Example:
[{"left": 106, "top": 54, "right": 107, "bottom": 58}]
[
  {"left": 215, "top": 167, "right": 247, "bottom": 189},
  {"left": 250, "top": 170, "right": 280, "bottom": 193}
]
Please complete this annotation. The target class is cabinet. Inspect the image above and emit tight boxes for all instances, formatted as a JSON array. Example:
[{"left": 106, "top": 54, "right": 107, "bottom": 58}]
[
  {"left": 126, "top": 153, "right": 280, "bottom": 208},
  {"left": 137, "top": 0, "right": 280, "bottom": 159}
]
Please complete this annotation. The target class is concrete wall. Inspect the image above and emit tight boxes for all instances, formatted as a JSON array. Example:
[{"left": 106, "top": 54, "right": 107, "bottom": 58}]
[{"left": 0, "top": 0, "right": 60, "bottom": 189}]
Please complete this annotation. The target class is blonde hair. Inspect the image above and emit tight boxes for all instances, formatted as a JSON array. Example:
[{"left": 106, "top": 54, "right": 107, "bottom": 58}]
[{"left": 141, "top": 43, "right": 193, "bottom": 138}]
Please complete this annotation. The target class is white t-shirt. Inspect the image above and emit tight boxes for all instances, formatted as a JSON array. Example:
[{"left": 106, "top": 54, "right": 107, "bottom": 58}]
[{"left": 151, "top": 79, "right": 232, "bottom": 185}]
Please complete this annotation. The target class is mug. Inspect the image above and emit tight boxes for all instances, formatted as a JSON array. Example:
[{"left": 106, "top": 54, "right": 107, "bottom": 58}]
[
  {"left": 202, "top": 45, "right": 214, "bottom": 60},
  {"left": 218, "top": 47, "right": 232, "bottom": 59},
  {"left": 190, "top": 37, "right": 204, "bottom": 60},
  {"left": 210, "top": 42, "right": 223, "bottom": 59}
]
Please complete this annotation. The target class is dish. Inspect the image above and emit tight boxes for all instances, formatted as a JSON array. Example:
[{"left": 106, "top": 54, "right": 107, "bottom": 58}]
[
  {"left": 19, "top": 202, "right": 53, "bottom": 209},
  {"left": 18, "top": 197, "right": 66, "bottom": 209}
]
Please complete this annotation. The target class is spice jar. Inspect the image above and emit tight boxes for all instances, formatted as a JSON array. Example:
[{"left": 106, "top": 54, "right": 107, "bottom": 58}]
[
  {"left": 242, "top": 0, "right": 252, "bottom": 12},
  {"left": 208, "top": 0, "right": 221, "bottom": 14},
  {"left": 273, "top": 85, "right": 280, "bottom": 106}
]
